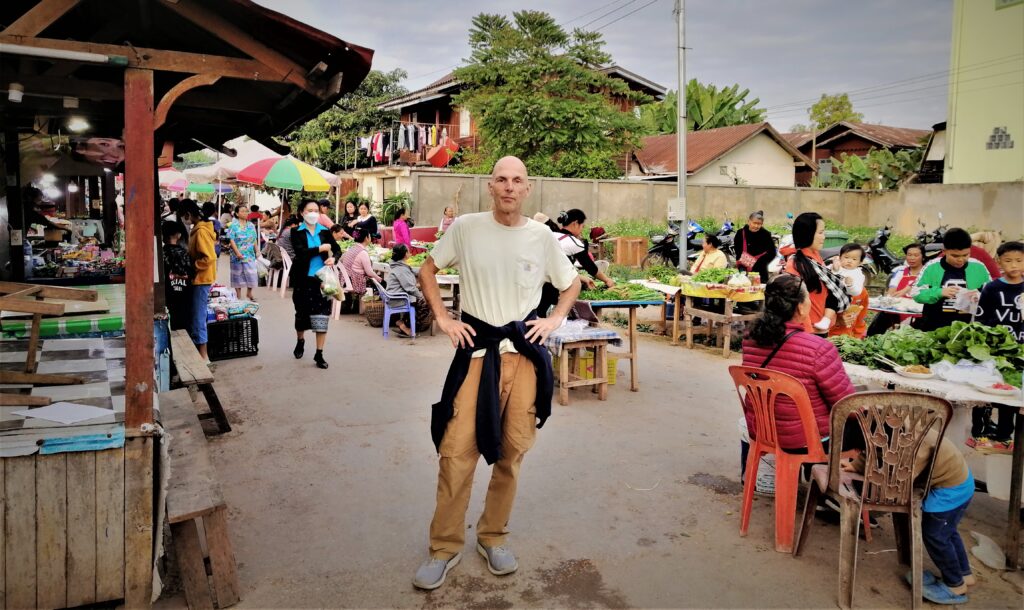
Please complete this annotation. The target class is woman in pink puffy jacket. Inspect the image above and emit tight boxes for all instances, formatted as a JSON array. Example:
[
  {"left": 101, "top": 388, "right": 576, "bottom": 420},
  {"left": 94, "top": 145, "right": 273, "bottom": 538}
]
[{"left": 741, "top": 274, "right": 856, "bottom": 470}]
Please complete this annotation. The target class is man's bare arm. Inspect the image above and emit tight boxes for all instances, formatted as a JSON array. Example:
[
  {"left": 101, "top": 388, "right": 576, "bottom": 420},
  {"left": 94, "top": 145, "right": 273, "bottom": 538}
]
[{"left": 421, "top": 256, "right": 475, "bottom": 348}]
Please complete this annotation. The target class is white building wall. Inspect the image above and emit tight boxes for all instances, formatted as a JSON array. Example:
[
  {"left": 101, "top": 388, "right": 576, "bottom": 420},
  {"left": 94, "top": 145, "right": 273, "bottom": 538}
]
[{"left": 689, "top": 133, "right": 796, "bottom": 187}]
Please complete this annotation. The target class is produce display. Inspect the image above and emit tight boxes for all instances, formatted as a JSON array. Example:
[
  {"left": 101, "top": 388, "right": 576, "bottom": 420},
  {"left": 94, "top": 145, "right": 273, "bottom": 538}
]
[
  {"left": 644, "top": 266, "right": 679, "bottom": 284},
  {"left": 690, "top": 268, "right": 734, "bottom": 284},
  {"left": 407, "top": 252, "right": 429, "bottom": 266},
  {"left": 830, "top": 321, "right": 1024, "bottom": 388},
  {"left": 580, "top": 283, "right": 662, "bottom": 302}
]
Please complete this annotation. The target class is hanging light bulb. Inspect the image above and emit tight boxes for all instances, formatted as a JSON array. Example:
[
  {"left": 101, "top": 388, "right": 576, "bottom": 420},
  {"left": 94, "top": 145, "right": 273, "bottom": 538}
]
[{"left": 68, "top": 183, "right": 80, "bottom": 193}]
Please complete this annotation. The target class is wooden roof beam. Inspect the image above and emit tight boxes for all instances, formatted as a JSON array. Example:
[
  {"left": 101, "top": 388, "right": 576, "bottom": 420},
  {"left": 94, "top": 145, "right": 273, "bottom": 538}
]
[
  {"left": 157, "top": 0, "right": 326, "bottom": 98},
  {"left": 2, "top": 0, "right": 82, "bottom": 37},
  {"left": 0, "top": 34, "right": 294, "bottom": 82},
  {"left": 154, "top": 73, "right": 221, "bottom": 129}
]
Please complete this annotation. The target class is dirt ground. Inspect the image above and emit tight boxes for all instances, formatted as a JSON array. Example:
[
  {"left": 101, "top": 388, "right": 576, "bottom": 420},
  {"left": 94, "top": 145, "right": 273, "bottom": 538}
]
[{"left": 156, "top": 276, "right": 1023, "bottom": 609}]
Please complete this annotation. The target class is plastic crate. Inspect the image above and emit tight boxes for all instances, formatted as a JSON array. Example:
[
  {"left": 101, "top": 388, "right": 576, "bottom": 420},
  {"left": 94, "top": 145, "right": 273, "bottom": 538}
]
[
  {"left": 824, "top": 230, "right": 850, "bottom": 248},
  {"left": 207, "top": 317, "right": 259, "bottom": 361}
]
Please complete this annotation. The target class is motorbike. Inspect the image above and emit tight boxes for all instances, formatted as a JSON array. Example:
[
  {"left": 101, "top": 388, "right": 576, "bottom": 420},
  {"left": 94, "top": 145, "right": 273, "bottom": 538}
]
[
  {"left": 642, "top": 220, "right": 684, "bottom": 268},
  {"left": 868, "top": 225, "right": 902, "bottom": 276},
  {"left": 915, "top": 213, "right": 947, "bottom": 262},
  {"left": 687, "top": 218, "right": 736, "bottom": 262}
]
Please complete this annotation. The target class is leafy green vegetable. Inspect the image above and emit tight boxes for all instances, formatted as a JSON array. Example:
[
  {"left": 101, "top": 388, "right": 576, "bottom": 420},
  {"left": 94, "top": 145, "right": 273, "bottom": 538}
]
[
  {"left": 580, "top": 284, "right": 661, "bottom": 302},
  {"left": 830, "top": 321, "right": 1024, "bottom": 387},
  {"left": 690, "top": 268, "right": 734, "bottom": 284},
  {"left": 645, "top": 265, "right": 679, "bottom": 284}
]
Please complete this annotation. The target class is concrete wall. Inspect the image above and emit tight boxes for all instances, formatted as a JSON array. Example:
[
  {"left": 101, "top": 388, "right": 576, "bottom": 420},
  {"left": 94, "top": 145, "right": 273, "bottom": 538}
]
[
  {"left": 690, "top": 133, "right": 796, "bottom": 187},
  {"left": 409, "top": 171, "right": 1023, "bottom": 238},
  {"left": 945, "top": 0, "right": 1024, "bottom": 184}
]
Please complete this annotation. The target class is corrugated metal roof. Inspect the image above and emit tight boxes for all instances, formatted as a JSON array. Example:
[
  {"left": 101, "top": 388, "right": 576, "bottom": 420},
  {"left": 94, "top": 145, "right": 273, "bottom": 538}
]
[
  {"left": 782, "top": 122, "right": 931, "bottom": 152},
  {"left": 781, "top": 131, "right": 815, "bottom": 148},
  {"left": 634, "top": 123, "right": 812, "bottom": 176},
  {"left": 381, "top": 64, "right": 666, "bottom": 110}
]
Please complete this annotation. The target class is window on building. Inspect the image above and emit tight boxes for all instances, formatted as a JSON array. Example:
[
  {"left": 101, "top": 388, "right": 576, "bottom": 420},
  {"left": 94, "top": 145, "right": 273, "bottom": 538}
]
[{"left": 459, "top": 107, "right": 471, "bottom": 137}]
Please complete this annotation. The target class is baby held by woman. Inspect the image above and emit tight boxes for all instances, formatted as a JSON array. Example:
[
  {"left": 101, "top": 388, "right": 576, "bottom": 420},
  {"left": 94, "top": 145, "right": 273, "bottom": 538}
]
[{"left": 815, "top": 243, "right": 867, "bottom": 332}]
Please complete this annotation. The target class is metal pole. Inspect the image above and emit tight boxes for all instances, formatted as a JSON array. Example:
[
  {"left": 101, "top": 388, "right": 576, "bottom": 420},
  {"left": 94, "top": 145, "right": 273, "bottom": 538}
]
[{"left": 675, "top": 0, "right": 687, "bottom": 270}]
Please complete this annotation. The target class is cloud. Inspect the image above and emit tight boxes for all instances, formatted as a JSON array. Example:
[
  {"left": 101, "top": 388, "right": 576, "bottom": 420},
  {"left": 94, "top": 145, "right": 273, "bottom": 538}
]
[{"left": 256, "top": 0, "right": 953, "bottom": 129}]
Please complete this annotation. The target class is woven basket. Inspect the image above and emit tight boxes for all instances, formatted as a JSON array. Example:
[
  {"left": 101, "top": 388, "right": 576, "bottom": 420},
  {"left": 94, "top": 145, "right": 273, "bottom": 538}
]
[{"left": 364, "top": 300, "right": 384, "bottom": 327}]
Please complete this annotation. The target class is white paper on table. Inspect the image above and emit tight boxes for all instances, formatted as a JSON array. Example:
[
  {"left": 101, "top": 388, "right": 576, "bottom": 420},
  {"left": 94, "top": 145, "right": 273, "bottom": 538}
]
[{"left": 12, "top": 402, "right": 115, "bottom": 425}]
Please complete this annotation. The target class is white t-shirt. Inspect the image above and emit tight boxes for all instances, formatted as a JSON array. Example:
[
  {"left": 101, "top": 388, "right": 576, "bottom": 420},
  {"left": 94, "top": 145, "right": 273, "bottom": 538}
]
[
  {"left": 838, "top": 266, "right": 866, "bottom": 296},
  {"left": 430, "top": 212, "right": 578, "bottom": 354}
]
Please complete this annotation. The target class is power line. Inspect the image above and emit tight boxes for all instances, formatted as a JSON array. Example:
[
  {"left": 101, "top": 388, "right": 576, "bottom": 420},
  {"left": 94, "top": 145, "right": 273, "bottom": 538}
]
[
  {"left": 762, "top": 53, "right": 1023, "bottom": 112},
  {"left": 768, "top": 79, "right": 1023, "bottom": 120},
  {"left": 565, "top": 0, "right": 631, "bottom": 25},
  {"left": 766, "top": 67, "right": 1022, "bottom": 118},
  {"left": 592, "top": 0, "right": 667, "bottom": 32},
  {"left": 581, "top": 0, "right": 642, "bottom": 30}
]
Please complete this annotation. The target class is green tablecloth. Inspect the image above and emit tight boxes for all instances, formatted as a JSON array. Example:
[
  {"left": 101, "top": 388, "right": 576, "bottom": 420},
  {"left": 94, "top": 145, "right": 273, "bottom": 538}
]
[{"left": 0, "top": 284, "right": 125, "bottom": 339}]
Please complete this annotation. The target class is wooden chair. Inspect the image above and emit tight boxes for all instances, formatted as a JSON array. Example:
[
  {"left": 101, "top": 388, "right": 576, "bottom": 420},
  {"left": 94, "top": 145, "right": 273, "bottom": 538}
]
[{"left": 793, "top": 391, "right": 953, "bottom": 610}]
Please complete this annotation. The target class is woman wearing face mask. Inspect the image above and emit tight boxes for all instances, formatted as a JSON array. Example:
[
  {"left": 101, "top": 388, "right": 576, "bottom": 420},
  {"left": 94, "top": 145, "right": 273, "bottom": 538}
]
[
  {"left": 289, "top": 199, "right": 342, "bottom": 369},
  {"left": 735, "top": 210, "right": 776, "bottom": 284}
]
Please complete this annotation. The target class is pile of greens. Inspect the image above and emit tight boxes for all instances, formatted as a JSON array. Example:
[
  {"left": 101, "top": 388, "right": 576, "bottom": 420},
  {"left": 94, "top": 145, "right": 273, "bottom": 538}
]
[
  {"left": 645, "top": 265, "right": 679, "bottom": 284},
  {"left": 580, "top": 283, "right": 661, "bottom": 302},
  {"left": 829, "top": 321, "right": 1024, "bottom": 387},
  {"left": 690, "top": 268, "right": 734, "bottom": 284}
]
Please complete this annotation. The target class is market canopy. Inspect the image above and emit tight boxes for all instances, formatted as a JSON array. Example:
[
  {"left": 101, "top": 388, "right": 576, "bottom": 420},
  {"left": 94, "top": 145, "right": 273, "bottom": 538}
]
[
  {"left": 0, "top": 0, "right": 374, "bottom": 153},
  {"left": 184, "top": 136, "right": 339, "bottom": 187}
]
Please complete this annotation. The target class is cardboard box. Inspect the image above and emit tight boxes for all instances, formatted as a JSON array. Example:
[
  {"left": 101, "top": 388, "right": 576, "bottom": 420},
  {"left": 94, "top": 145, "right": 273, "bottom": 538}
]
[{"left": 553, "top": 350, "right": 618, "bottom": 385}]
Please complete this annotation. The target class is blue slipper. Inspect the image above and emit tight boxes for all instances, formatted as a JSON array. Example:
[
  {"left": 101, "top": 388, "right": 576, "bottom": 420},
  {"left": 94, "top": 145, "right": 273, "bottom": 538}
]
[
  {"left": 905, "top": 570, "right": 939, "bottom": 587},
  {"left": 922, "top": 581, "right": 968, "bottom": 605}
]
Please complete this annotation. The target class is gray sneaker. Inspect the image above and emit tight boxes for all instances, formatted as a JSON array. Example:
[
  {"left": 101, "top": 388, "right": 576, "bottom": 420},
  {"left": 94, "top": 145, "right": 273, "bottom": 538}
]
[
  {"left": 476, "top": 542, "right": 518, "bottom": 575},
  {"left": 412, "top": 553, "right": 461, "bottom": 590}
]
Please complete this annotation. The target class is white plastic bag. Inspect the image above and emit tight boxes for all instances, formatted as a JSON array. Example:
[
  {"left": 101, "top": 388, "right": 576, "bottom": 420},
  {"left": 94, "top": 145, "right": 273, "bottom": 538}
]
[
  {"left": 255, "top": 258, "right": 269, "bottom": 280},
  {"left": 315, "top": 265, "right": 344, "bottom": 301},
  {"left": 931, "top": 358, "right": 1002, "bottom": 385}
]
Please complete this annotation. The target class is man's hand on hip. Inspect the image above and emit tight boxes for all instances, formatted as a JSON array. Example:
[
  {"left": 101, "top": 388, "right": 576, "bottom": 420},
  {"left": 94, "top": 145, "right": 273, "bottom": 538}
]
[
  {"left": 437, "top": 315, "right": 476, "bottom": 349},
  {"left": 524, "top": 315, "right": 562, "bottom": 345}
]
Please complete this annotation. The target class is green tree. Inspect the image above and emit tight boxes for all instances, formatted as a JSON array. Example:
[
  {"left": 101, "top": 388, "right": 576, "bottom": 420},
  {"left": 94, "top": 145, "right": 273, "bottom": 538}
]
[
  {"left": 822, "top": 147, "right": 923, "bottom": 190},
  {"left": 638, "top": 80, "right": 766, "bottom": 134},
  {"left": 807, "top": 93, "right": 863, "bottom": 130},
  {"left": 282, "top": 69, "right": 408, "bottom": 172},
  {"left": 452, "top": 11, "right": 650, "bottom": 179}
]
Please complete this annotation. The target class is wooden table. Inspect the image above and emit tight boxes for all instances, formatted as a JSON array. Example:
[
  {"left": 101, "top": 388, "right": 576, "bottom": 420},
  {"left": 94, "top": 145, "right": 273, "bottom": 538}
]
[
  {"left": 583, "top": 299, "right": 663, "bottom": 391},
  {"left": 436, "top": 274, "right": 461, "bottom": 316},
  {"left": 545, "top": 325, "right": 623, "bottom": 406},
  {"left": 845, "top": 363, "right": 1024, "bottom": 569}
]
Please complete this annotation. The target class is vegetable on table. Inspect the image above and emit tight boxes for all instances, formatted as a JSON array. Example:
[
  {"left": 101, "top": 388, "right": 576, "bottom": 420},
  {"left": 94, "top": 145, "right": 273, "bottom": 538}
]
[
  {"left": 690, "top": 268, "right": 734, "bottom": 284},
  {"left": 830, "top": 321, "right": 1024, "bottom": 388},
  {"left": 580, "top": 283, "right": 661, "bottom": 302}
]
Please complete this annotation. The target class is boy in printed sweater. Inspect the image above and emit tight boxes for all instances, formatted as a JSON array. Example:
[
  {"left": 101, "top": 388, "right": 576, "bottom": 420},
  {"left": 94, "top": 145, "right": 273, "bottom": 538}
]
[
  {"left": 972, "top": 241, "right": 1023, "bottom": 451},
  {"left": 914, "top": 228, "right": 991, "bottom": 332}
]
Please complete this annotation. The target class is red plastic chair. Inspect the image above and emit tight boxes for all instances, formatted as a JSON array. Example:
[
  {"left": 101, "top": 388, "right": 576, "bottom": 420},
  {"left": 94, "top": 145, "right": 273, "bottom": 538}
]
[{"left": 729, "top": 366, "right": 829, "bottom": 553}]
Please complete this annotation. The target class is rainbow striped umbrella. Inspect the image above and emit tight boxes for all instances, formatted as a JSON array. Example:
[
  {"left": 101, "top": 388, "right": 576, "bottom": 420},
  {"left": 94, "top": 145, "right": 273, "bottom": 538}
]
[
  {"left": 235, "top": 156, "right": 331, "bottom": 192},
  {"left": 188, "top": 182, "right": 234, "bottom": 194}
]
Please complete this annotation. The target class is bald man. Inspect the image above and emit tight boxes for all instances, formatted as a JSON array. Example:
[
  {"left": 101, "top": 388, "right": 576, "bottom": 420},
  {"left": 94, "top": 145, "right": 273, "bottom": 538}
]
[{"left": 413, "top": 157, "right": 581, "bottom": 590}]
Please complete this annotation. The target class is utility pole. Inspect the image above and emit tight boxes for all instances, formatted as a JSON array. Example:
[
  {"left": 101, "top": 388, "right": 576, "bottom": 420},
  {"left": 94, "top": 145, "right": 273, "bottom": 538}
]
[{"left": 675, "top": 0, "right": 687, "bottom": 270}]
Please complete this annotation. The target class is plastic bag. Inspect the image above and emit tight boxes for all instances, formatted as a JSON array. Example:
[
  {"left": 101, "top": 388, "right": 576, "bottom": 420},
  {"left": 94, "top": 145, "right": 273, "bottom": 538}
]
[
  {"left": 931, "top": 358, "right": 1002, "bottom": 385},
  {"left": 255, "top": 257, "right": 269, "bottom": 280},
  {"left": 315, "top": 265, "right": 344, "bottom": 301}
]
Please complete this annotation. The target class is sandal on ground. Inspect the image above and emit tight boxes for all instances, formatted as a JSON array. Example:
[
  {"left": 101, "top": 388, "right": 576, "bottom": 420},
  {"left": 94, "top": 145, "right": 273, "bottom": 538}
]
[
  {"left": 921, "top": 581, "right": 968, "bottom": 605},
  {"left": 905, "top": 569, "right": 939, "bottom": 587}
]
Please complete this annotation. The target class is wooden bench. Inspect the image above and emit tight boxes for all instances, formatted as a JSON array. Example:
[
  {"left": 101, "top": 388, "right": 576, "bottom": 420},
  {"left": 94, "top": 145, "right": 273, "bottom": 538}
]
[
  {"left": 163, "top": 388, "right": 241, "bottom": 609},
  {"left": 169, "top": 329, "right": 231, "bottom": 434}
]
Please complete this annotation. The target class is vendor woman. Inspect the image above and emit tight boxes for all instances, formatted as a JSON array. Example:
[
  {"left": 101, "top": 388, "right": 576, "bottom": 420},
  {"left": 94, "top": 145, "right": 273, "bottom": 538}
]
[
  {"left": 537, "top": 208, "right": 615, "bottom": 317},
  {"left": 290, "top": 199, "right": 342, "bottom": 370},
  {"left": 735, "top": 210, "right": 776, "bottom": 283}
]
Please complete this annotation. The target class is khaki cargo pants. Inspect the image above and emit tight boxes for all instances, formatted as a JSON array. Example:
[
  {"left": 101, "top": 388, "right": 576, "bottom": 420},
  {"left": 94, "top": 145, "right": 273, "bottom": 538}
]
[{"left": 429, "top": 353, "right": 538, "bottom": 559}]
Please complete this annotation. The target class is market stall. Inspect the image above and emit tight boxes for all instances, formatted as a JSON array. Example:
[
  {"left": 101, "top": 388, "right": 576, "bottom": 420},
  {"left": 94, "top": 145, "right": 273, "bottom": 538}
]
[{"left": 831, "top": 321, "right": 1024, "bottom": 569}]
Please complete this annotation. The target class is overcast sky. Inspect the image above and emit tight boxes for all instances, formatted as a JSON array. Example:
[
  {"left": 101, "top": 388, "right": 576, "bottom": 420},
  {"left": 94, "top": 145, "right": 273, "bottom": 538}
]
[{"left": 259, "top": 0, "right": 953, "bottom": 131}]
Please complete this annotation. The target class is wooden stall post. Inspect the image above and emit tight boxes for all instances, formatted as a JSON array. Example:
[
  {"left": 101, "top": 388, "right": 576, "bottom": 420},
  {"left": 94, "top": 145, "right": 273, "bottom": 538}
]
[
  {"left": 123, "top": 67, "right": 156, "bottom": 429},
  {"left": 122, "top": 67, "right": 156, "bottom": 607}
]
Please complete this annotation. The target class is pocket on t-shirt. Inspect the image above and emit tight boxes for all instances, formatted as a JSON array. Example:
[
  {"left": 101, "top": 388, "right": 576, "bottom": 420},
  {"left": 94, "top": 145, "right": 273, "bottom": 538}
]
[{"left": 515, "top": 255, "right": 544, "bottom": 290}]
